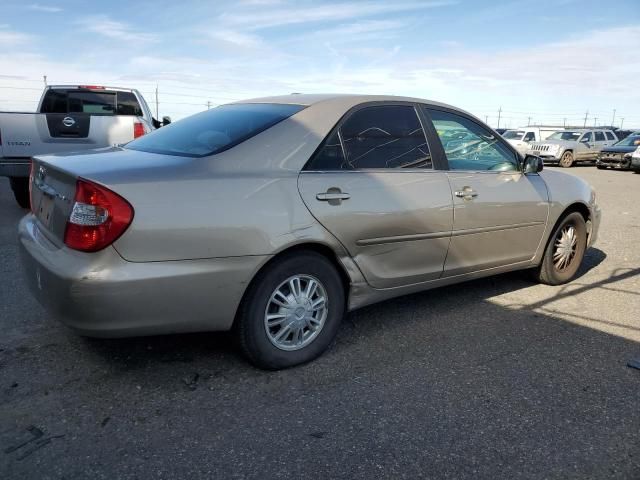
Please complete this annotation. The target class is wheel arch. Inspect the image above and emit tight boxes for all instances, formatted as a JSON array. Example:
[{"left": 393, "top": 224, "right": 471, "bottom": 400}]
[
  {"left": 538, "top": 201, "right": 591, "bottom": 265},
  {"left": 231, "top": 241, "right": 353, "bottom": 329}
]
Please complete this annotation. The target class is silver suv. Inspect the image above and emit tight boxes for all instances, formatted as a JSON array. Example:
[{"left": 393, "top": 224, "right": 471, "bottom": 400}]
[{"left": 527, "top": 129, "right": 618, "bottom": 167}]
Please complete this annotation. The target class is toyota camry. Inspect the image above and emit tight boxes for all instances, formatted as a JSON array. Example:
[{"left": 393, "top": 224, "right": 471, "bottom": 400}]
[{"left": 19, "top": 94, "right": 601, "bottom": 369}]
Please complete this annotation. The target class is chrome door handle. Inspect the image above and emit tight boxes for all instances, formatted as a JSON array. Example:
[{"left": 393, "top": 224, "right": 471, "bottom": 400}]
[
  {"left": 316, "top": 189, "right": 350, "bottom": 205},
  {"left": 454, "top": 187, "right": 478, "bottom": 199},
  {"left": 316, "top": 192, "right": 351, "bottom": 201}
]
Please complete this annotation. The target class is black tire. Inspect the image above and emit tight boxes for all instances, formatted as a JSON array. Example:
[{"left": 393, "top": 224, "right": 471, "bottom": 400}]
[
  {"left": 596, "top": 165, "right": 606, "bottom": 170},
  {"left": 236, "top": 251, "right": 345, "bottom": 369},
  {"left": 534, "top": 212, "right": 587, "bottom": 285},
  {"left": 9, "top": 177, "right": 30, "bottom": 209},
  {"left": 559, "top": 151, "right": 574, "bottom": 168}
]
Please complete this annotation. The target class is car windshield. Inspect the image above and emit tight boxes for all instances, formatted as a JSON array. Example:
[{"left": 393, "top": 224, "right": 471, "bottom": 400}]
[
  {"left": 548, "top": 131, "right": 581, "bottom": 141},
  {"left": 502, "top": 130, "right": 525, "bottom": 140},
  {"left": 126, "top": 103, "right": 305, "bottom": 157},
  {"left": 615, "top": 135, "right": 640, "bottom": 147}
]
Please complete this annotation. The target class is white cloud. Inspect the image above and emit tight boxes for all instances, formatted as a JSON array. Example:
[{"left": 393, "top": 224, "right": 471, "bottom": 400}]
[
  {"left": 220, "top": 1, "right": 457, "bottom": 30},
  {"left": 76, "top": 15, "right": 157, "bottom": 43},
  {"left": 0, "top": 27, "right": 33, "bottom": 46},
  {"left": 206, "top": 29, "right": 264, "bottom": 48},
  {"left": 28, "top": 4, "right": 62, "bottom": 13}
]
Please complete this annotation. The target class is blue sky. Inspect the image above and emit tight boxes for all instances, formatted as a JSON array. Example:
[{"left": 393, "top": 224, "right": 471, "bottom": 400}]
[{"left": 1, "top": 0, "right": 639, "bottom": 127}]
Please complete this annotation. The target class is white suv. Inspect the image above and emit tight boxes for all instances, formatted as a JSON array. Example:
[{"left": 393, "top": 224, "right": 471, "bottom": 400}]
[{"left": 527, "top": 129, "right": 618, "bottom": 167}]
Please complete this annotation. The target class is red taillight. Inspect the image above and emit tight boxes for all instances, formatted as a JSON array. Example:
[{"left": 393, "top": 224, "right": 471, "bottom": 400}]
[
  {"left": 28, "top": 160, "right": 34, "bottom": 212},
  {"left": 133, "top": 122, "right": 145, "bottom": 139},
  {"left": 64, "top": 178, "right": 134, "bottom": 252}
]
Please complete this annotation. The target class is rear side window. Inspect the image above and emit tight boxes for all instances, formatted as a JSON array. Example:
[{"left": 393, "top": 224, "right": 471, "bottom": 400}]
[
  {"left": 595, "top": 131, "right": 605, "bottom": 141},
  {"left": 308, "top": 104, "right": 431, "bottom": 170},
  {"left": 116, "top": 91, "right": 143, "bottom": 116},
  {"left": 126, "top": 103, "right": 304, "bottom": 157}
]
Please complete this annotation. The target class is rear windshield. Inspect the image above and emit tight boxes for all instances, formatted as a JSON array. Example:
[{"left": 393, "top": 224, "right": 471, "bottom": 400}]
[
  {"left": 40, "top": 89, "right": 142, "bottom": 116},
  {"left": 125, "top": 103, "right": 305, "bottom": 157}
]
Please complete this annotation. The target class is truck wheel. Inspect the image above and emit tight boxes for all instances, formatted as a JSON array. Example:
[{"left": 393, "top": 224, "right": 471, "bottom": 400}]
[
  {"left": 534, "top": 212, "right": 587, "bottom": 285},
  {"left": 9, "top": 177, "right": 30, "bottom": 209},
  {"left": 559, "top": 151, "right": 574, "bottom": 168}
]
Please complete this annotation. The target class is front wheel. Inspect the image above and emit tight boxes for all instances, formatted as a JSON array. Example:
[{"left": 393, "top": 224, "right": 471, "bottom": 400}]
[
  {"left": 559, "top": 151, "right": 574, "bottom": 168},
  {"left": 534, "top": 212, "right": 587, "bottom": 285},
  {"left": 236, "top": 252, "right": 345, "bottom": 369},
  {"left": 9, "top": 177, "right": 30, "bottom": 209}
]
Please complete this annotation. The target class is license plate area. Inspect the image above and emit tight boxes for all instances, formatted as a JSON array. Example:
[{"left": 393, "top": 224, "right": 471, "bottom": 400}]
[{"left": 36, "top": 193, "right": 55, "bottom": 228}]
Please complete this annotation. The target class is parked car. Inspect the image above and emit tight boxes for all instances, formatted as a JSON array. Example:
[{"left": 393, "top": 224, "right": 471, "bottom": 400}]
[
  {"left": 19, "top": 94, "right": 600, "bottom": 369},
  {"left": 596, "top": 132, "right": 640, "bottom": 170},
  {"left": 527, "top": 128, "right": 618, "bottom": 167},
  {"left": 631, "top": 146, "right": 640, "bottom": 173},
  {"left": 502, "top": 127, "right": 559, "bottom": 155},
  {"left": 495, "top": 128, "right": 507, "bottom": 135},
  {"left": 0, "top": 85, "right": 169, "bottom": 208}
]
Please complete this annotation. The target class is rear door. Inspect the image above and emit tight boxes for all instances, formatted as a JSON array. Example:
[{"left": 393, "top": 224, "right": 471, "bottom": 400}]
[
  {"left": 423, "top": 106, "right": 549, "bottom": 276},
  {"left": 298, "top": 103, "right": 453, "bottom": 289}
]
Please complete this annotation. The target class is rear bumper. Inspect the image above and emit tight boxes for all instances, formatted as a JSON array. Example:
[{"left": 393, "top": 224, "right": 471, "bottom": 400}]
[
  {"left": 19, "top": 215, "right": 268, "bottom": 337},
  {"left": 0, "top": 159, "right": 30, "bottom": 177}
]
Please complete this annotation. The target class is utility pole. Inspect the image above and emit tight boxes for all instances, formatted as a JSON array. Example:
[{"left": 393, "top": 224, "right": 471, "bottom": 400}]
[
  {"left": 485, "top": 115, "right": 488, "bottom": 124},
  {"left": 583, "top": 110, "right": 589, "bottom": 128},
  {"left": 594, "top": 117, "right": 598, "bottom": 127},
  {"left": 563, "top": 118, "right": 566, "bottom": 128},
  {"left": 527, "top": 116, "right": 531, "bottom": 127},
  {"left": 497, "top": 106, "right": 502, "bottom": 129},
  {"left": 207, "top": 101, "right": 211, "bottom": 110},
  {"left": 611, "top": 109, "right": 616, "bottom": 126},
  {"left": 155, "top": 85, "right": 159, "bottom": 120},
  {"left": 43, "top": 75, "right": 47, "bottom": 86},
  {"left": 620, "top": 118, "right": 624, "bottom": 129}
]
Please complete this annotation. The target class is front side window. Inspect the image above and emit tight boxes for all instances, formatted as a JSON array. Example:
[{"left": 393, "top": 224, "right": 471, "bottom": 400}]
[
  {"left": 307, "top": 104, "right": 431, "bottom": 170},
  {"left": 581, "top": 132, "right": 593, "bottom": 142},
  {"left": 595, "top": 131, "right": 605, "bottom": 141},
  {"left": 126, "top": 103, "right": 304, "bottom": 157},
  {"left": 523, "top": 132, "right": 535, "bottom": 142},
  {"left": 425, "top": 108, "right": 518, "bottom": 171},
  {"left": 615, "top": 135, "right": 640, "bottom": 146}
]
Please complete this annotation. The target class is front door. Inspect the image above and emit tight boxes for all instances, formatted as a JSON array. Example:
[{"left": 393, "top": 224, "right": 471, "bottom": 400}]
[
  {"left": 423, "top": 106, "right": 549, "bottom": 276},
  {"left": 577, "top": 131, "right": 596, "bottom": 160},
  {"left": 298, "top": 103, "right": 453, "bottom": 289}
]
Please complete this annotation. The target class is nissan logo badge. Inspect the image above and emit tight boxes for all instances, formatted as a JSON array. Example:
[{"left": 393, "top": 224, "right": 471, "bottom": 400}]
[{"left": 62, "top": 116, "right": 76, "bottom": 127}]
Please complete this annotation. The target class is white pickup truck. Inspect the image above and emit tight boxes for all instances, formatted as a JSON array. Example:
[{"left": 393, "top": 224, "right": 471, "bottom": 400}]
[{"left": 0, "top": 85, "right": 169, "bottom": 207}]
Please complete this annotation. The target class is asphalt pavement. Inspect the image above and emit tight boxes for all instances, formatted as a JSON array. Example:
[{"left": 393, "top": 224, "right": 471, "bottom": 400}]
[{"left": 1, "top": 167, "right": 639, "bottom": 479}]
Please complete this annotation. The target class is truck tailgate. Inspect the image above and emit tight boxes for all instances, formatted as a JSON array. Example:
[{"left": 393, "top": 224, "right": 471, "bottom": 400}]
[{"left": 0, "top": 112, "right": 138, "bottom": 159}]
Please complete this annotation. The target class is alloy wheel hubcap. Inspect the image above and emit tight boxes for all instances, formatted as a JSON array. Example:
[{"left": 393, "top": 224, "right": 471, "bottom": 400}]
[
  {"left": 264, "top": 274, "right": 328, "bottom": 351},
  {"left": 553, "top": 225, "right": 578, "bottom": 271}
]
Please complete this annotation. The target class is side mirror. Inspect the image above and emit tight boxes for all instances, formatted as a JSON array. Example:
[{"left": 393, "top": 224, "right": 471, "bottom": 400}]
[
  {"left": 523, "top": 154, "right": 543, "bottom": 174},
  {"left": 162, "top": 116, "right": 172, "bottom": 126}
]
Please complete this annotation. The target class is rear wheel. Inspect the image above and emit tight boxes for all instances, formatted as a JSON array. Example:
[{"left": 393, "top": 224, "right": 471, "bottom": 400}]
[
  {"left": 236, "top": 252, "right": 345, "bottom": 369},
  {"left": 9, "top": 177, "right": 30, "bottom": 209},
  {"left": 534, "top": 212, "right": 587, "bottom": 285},
  {"left": 596, "top": 165, "right": 606, "bottom": 170},
  {"left": 559, "top": 151, "right": 574, "bottom": 168}
]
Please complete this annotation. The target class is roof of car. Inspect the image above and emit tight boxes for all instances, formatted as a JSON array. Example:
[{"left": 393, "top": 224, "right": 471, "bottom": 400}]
[{"left": 233, "top": 93, "right": 457, "bottom": 110}]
